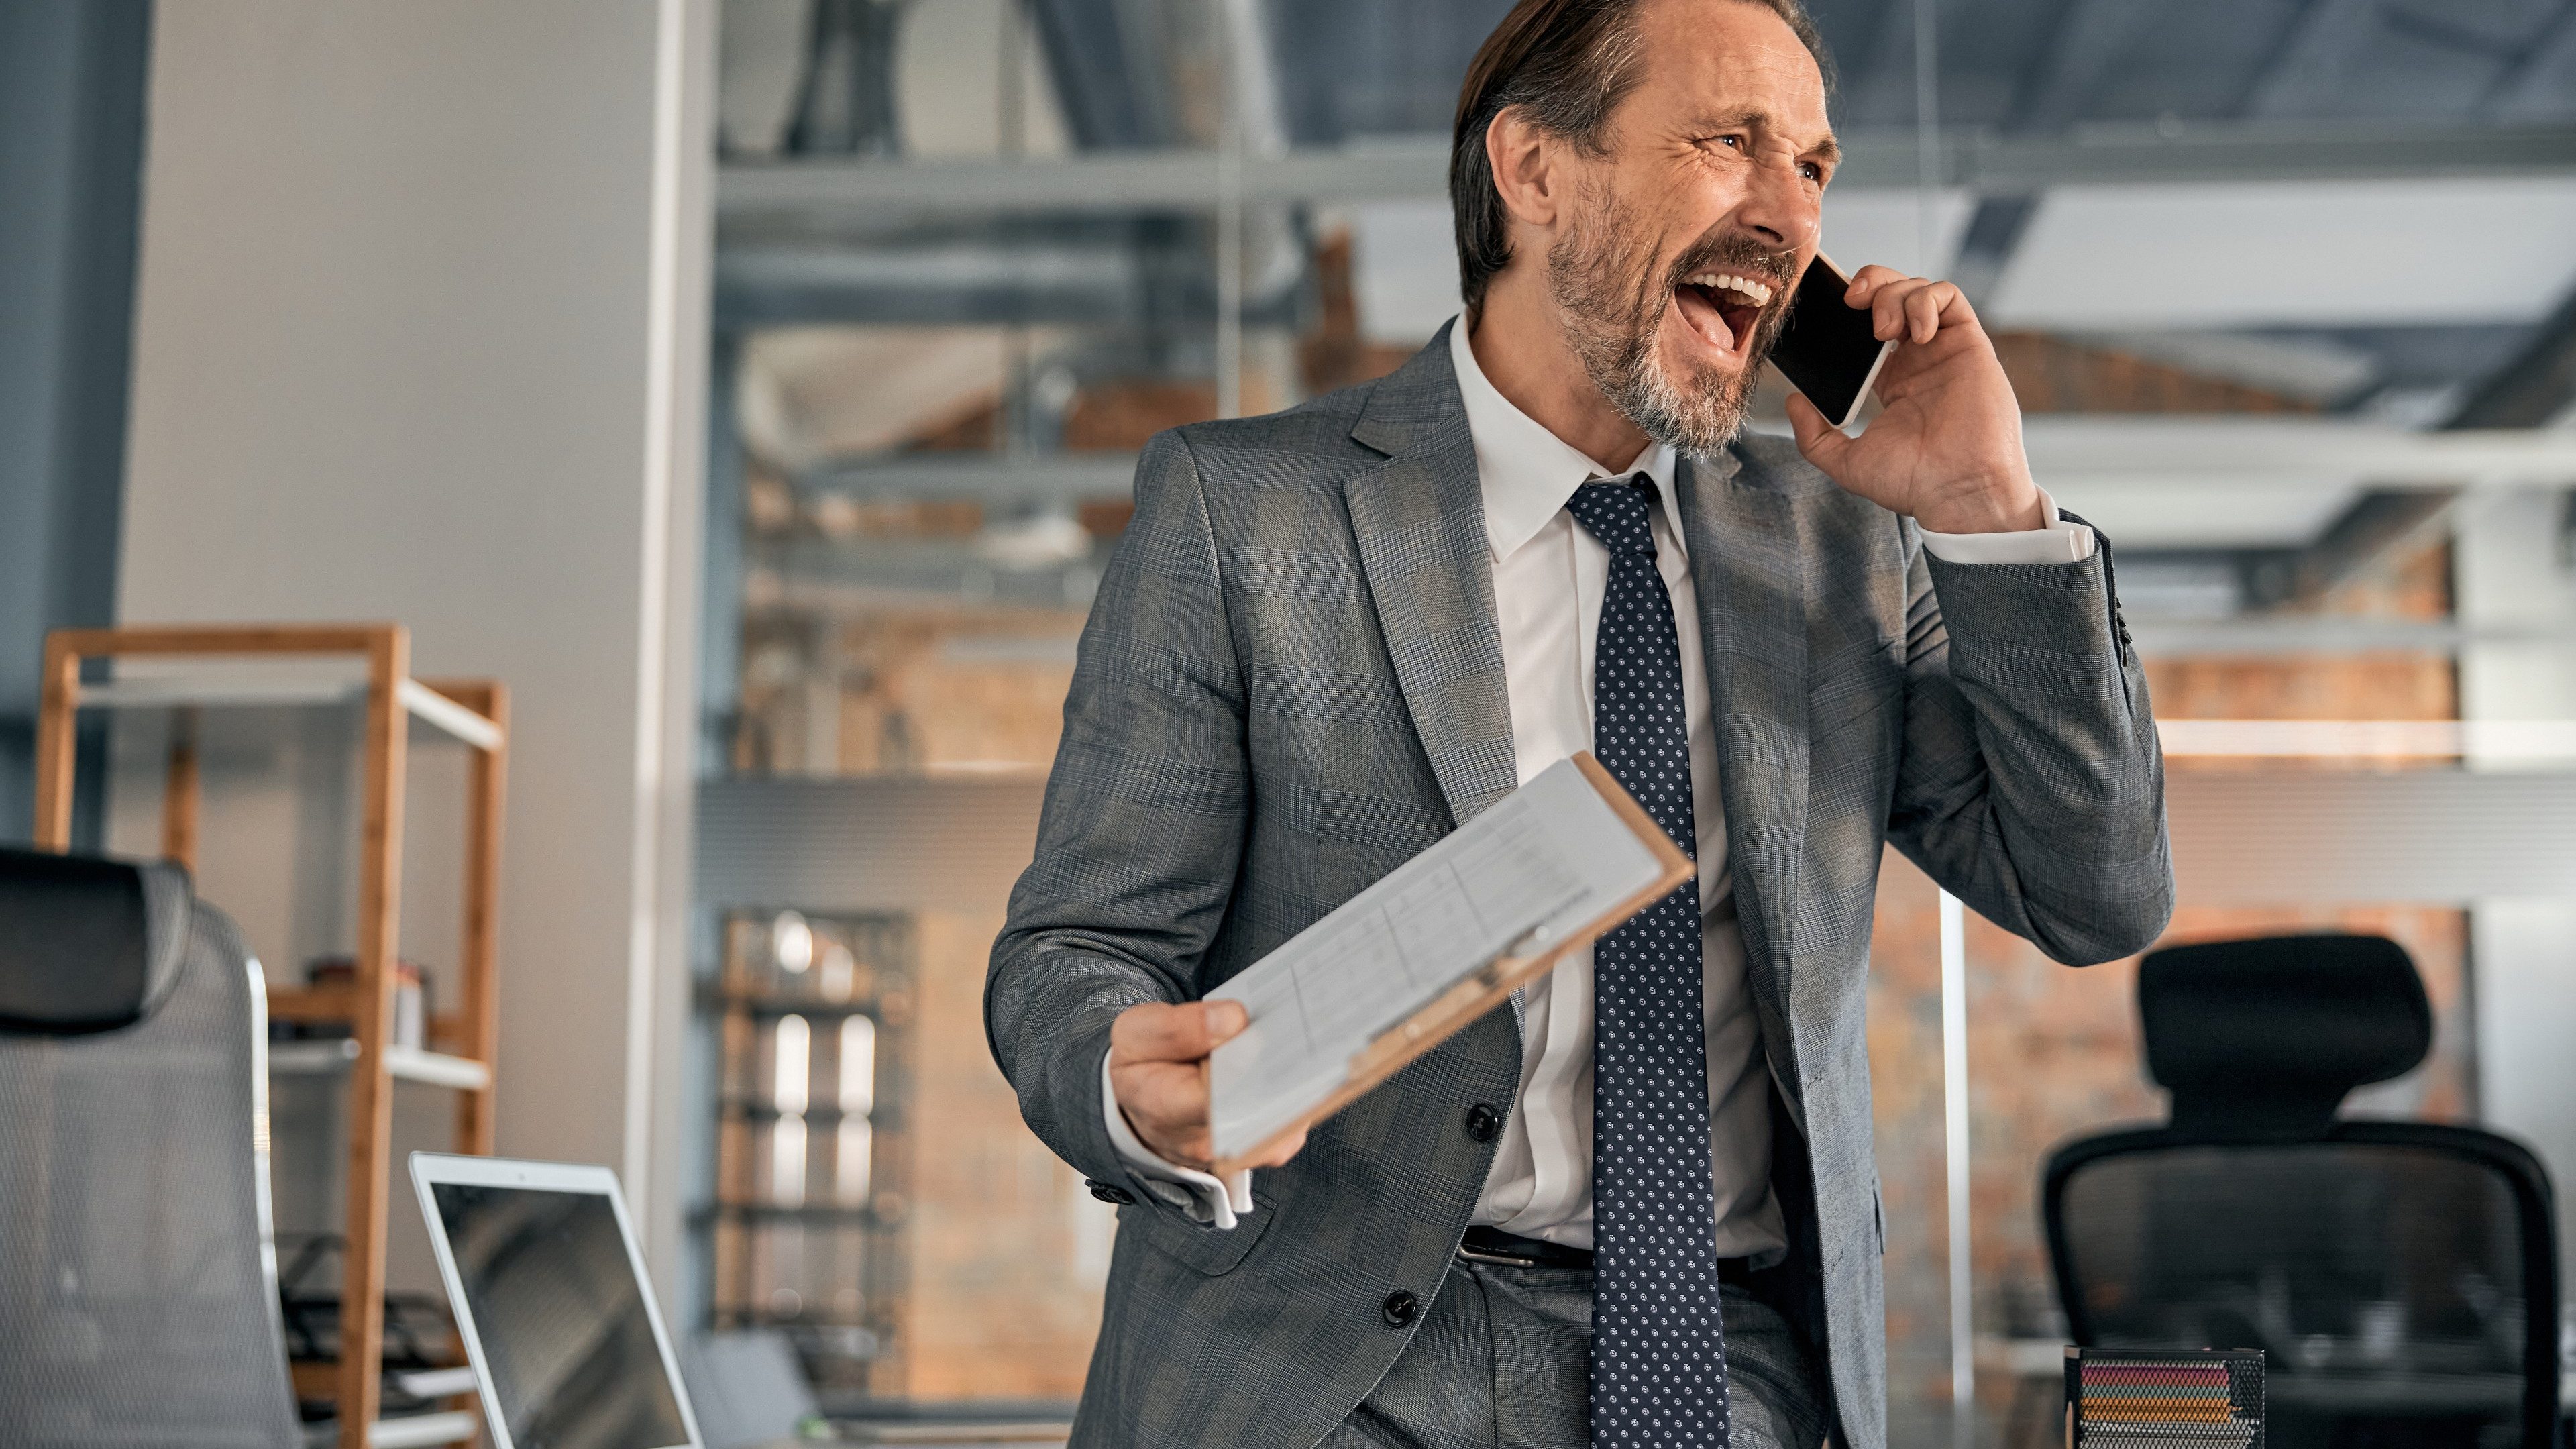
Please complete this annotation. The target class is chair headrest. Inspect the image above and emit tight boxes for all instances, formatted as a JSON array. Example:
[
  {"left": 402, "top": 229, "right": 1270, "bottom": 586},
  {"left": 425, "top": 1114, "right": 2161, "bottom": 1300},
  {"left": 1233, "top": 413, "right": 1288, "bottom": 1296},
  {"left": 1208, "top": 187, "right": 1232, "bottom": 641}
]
[
  {"left": 2140, "top": 933, "right": 2430, "bottom": 1140},
  {"left": 0, "top": 847, "right": 174, "bottom": 1034}
]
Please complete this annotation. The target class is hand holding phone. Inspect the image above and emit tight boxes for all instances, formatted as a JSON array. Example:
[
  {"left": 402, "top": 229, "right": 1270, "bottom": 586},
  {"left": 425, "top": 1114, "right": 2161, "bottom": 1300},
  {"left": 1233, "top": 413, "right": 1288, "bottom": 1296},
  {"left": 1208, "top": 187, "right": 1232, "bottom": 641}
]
[{"left": 1778, "top": 261, "right": 2047, "bottom": 535}]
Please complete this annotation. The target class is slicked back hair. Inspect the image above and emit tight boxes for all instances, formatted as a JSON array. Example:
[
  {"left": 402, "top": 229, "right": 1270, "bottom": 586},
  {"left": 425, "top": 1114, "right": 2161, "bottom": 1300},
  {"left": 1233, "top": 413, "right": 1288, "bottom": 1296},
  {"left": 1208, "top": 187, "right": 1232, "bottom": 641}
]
[{"left": 1450, "top": 0, "right": 1832, "bottom": 312}]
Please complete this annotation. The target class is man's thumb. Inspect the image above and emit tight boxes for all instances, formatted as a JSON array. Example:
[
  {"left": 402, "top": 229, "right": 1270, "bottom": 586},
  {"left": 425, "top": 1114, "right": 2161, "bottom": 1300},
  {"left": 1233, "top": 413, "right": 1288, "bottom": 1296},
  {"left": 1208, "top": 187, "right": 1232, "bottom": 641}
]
[{"left": 1785, "top": 392, "right": 1849, "bottom": 473}]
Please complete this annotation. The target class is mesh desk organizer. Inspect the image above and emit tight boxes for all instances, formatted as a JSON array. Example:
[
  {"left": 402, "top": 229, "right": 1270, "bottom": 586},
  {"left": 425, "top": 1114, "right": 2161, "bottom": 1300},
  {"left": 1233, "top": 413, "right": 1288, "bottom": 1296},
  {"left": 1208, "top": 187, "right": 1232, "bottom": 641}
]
[
  {"left": 2044, "top": 934, "right": 2563, "bottom": 1449},
  {"left": 2065, "top": 1348, "right": 2265, "bottom": 1446}
]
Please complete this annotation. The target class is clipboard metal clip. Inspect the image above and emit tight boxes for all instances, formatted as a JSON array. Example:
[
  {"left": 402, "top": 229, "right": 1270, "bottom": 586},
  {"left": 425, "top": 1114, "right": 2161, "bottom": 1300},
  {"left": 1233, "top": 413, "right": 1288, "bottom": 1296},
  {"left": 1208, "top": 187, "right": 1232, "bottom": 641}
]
[{"left": 1477, "top": 922, "right": 1550, "bottom": 987}]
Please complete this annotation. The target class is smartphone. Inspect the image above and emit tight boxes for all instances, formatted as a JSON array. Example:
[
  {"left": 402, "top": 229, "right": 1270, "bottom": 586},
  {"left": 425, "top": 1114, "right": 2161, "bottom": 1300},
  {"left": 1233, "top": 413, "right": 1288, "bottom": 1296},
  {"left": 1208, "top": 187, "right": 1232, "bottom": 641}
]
[{"left": 1768, "top": 253, "right": 1895, "bottom": 430}]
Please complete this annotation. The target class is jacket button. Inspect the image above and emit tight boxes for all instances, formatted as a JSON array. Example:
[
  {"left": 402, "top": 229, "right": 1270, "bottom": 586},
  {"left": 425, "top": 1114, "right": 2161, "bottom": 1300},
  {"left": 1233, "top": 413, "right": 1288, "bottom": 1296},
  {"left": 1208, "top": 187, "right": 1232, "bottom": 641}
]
[
  {"left": 1464, "top": 1103, "right": 1501, "bottom": 1142},
  {"left": 1084, "top": 1179, "right": 1135, "bottom": 1206},
  {"left": 1381, "top": 1290, "right": 1419, "bottom": 1328}
]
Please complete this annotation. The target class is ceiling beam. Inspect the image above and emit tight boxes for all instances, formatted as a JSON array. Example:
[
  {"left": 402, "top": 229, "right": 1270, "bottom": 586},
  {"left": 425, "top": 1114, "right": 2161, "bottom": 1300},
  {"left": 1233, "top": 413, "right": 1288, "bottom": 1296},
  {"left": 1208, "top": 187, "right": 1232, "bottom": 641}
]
[
  {"left": 2249, "top": 488, "right": 2461, "bottom": 608},
  {"left": 2263, "top": 280, "right": 2576, "bottom": 608},
  {"left": 2009, "top": 417, "right": 2576, "bottom": 486},
  {"left": 2445, "top": 282, "right": 2576, "bottom": 428},
  {"left": 792, "top": 419, "right": 2576, "bottom": 510},
  {"left": 718, "top": 121, "right": 2576, "bottom": 222}
]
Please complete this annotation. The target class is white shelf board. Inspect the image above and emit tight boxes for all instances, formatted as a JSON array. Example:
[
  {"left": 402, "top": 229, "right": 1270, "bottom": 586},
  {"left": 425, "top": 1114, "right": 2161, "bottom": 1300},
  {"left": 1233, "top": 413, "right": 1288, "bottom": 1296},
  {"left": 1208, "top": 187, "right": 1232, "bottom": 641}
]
[
  {"left": 300, "top": 1412, "right": 482, "bottom": 1449},
  {"left": 390, "top": 1366, "right": 479, "bottom": 1399},
  {"left": 368, "top": 1411, "right": 480, "bottom": 1448},
  {"left": 395, "top": 679, "right": 503, "bottom": 751},
  {"left": 72, "top": 674, "right": 502, "bottom": 751},
  {"left": 269, "top": 1037, "right": 492, "bottom": 1091}
]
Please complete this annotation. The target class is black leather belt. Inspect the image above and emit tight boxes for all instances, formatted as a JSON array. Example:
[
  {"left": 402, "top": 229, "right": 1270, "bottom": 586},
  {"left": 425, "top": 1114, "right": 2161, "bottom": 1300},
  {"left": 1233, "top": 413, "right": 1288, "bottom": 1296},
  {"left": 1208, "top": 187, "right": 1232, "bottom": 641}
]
[
  {"left": 1458, "top": 1226, "right": 1594, "bottom": 1269},
  {"left": 1456, "top": 1227, "right": 1756, "bottom": 1287}
]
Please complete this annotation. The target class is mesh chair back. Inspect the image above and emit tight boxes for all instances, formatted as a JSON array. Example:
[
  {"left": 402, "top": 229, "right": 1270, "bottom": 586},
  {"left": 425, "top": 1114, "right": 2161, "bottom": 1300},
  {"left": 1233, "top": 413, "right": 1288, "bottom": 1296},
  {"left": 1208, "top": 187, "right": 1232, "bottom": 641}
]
[
  {"left": 2047, "top": 934, "right": 2563, "bottom": 1448},
  {"left": 2051, "top": 1125, "right": 2559, "bottom": 1448},
  {"left": 0, "top": 857, "right": 302, "bottom": 1448}
]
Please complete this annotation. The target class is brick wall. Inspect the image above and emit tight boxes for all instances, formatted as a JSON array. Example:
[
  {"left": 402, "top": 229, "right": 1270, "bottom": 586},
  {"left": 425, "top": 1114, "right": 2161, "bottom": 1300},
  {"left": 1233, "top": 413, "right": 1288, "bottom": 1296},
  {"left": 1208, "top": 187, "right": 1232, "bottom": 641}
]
[{"left": 902, "top": 910, "right": 1109, "bottom": 1401}]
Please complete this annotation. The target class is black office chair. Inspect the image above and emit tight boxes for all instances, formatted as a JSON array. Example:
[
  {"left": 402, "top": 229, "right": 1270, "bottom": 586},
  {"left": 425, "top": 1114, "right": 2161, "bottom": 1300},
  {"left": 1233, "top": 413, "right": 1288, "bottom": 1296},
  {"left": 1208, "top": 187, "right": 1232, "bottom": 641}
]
[
  {"left": 2043, "top": 933, "right": 2564, "bottom": 1449},
  {"left": 0, "top": 847, "right": 303, "bottom": 1448}
]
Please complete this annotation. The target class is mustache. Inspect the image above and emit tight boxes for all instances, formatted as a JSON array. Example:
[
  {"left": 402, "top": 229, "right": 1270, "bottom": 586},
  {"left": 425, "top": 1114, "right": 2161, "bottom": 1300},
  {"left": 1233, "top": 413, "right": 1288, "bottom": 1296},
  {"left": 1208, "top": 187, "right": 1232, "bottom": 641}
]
[{"left": 1663, "top": 233, "right": 1799, "bottom": 294}]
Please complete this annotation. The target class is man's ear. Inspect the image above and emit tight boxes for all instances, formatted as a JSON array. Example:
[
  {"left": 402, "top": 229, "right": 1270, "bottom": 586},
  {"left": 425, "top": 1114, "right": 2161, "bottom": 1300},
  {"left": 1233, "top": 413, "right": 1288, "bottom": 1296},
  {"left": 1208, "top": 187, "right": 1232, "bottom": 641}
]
[{"left": 1485, "top": 107, "right": 1564, "bottom": 232}]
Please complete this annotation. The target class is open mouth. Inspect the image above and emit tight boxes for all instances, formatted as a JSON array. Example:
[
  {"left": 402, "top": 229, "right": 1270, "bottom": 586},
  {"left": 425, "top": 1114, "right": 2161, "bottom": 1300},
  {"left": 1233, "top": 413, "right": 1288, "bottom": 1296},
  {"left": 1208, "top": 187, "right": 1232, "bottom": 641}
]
[{"left": 1672, "top": 270, "right": 1777, "bottom": 358}]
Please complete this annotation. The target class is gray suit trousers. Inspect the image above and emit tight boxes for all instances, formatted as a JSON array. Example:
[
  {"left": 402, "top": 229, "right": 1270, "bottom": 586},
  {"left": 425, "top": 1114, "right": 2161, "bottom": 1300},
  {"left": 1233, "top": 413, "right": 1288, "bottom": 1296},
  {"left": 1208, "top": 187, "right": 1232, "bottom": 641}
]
[{"left": 1321, "top": 1261, "right": 1831, "bottom": 1449}]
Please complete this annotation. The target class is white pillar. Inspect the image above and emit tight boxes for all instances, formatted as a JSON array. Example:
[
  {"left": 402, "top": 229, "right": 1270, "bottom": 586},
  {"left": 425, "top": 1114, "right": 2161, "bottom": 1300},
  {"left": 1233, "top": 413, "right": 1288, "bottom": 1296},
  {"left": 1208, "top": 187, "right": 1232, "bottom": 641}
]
[
  {"left": 2457, "top": 486, "right": 2576, "bottom": 1300},
  {"left": 115, "top": 0, "right": 715, "bottom": 1289}
]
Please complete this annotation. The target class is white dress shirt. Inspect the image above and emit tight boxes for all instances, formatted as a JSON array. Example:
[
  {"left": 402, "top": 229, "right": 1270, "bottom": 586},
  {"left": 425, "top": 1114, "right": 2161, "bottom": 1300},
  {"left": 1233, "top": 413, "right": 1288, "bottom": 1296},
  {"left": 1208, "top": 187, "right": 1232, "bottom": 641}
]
[{"left": 1104, "top": 317, "right": 2094, "bottom": 1237}]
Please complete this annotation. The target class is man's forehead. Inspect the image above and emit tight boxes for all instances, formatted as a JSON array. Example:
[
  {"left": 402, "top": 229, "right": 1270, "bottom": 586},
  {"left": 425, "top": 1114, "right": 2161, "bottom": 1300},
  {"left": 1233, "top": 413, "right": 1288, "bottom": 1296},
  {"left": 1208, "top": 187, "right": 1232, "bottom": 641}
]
[{"left": 1631, "top": 0, "right": 1833, "bottom": 140}]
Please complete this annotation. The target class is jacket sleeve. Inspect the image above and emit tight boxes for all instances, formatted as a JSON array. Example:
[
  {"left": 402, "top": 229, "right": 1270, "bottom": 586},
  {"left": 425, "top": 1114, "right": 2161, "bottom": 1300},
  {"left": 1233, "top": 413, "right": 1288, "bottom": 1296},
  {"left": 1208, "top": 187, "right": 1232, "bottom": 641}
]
[
  {"left": 985, "top": 428, "right": 1250, "bottom": 1215},
  {"left": 1884, "top": 519, "right": 2175, "bottom": 965}
]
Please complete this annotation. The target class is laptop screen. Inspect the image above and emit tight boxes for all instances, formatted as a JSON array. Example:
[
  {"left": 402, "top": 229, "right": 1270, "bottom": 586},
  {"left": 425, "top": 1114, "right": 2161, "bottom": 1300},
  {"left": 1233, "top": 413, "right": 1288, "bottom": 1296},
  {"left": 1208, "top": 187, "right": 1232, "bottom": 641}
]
[{"left": 428, "top": 1183, "right": 694, "bottom": 1449}]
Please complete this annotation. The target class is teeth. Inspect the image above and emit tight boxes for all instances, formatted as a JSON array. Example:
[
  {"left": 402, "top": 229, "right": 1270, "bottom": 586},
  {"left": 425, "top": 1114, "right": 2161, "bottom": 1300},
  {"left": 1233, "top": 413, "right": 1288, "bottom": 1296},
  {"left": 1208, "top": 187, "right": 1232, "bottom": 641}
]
[{"left": 1684, "top": 271, "right": 1773, "bottom": 305}]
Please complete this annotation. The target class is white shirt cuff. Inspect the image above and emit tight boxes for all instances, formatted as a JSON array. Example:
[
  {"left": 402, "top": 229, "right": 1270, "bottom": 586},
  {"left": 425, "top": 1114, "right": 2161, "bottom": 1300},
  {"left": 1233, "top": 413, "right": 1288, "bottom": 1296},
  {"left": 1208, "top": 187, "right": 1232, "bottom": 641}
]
[
  {"left": 1917, "top": 487, "right": 2096, "bottom": 564},
  {"left": 1099, "top": 1048, "right": 1252, "bottom": 1230}
]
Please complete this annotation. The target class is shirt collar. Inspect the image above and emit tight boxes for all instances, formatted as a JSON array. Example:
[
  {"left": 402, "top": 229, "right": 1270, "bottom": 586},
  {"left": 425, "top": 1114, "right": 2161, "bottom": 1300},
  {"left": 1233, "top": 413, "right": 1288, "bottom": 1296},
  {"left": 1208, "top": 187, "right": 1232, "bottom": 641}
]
[{"left": 1448, "top": 315, "right": 1689, "bottom": 564}]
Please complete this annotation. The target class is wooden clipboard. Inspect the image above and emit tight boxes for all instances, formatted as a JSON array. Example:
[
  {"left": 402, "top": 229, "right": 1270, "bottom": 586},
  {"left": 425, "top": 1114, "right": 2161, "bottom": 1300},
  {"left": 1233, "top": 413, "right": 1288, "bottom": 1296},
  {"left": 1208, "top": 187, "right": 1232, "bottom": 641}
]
[{"left": 1208, "top": 751, "right": 1695, "bottom": 1177}]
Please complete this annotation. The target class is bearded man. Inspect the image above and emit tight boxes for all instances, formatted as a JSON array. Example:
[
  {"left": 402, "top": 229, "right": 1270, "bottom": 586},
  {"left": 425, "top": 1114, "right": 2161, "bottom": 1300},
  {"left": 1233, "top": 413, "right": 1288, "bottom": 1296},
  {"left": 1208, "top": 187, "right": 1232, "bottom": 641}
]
[{"left": 987, "top": 0, "right": 2172, "bottom": 1444}]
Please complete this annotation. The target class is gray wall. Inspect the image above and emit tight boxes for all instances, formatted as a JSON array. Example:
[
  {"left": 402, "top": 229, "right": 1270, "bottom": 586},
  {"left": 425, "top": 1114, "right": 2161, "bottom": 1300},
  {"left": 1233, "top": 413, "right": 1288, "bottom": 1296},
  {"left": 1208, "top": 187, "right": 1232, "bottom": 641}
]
[
  {"left": 0, "top": 1, "right": 152, "bottom": 848},
  {"left": 113, "top": 0, "right": 715, "bottom": 1287}
]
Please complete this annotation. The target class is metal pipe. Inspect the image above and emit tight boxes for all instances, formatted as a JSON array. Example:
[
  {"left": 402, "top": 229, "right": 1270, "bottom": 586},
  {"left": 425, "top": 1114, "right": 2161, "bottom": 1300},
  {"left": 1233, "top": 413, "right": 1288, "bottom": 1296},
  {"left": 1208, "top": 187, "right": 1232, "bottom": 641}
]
[
  {"left": 1939, "top": 888, "right": 1975, "bottom": 1438},
  {"left": 1214, "top": 0, "right": 1244, "bottom": 419}
]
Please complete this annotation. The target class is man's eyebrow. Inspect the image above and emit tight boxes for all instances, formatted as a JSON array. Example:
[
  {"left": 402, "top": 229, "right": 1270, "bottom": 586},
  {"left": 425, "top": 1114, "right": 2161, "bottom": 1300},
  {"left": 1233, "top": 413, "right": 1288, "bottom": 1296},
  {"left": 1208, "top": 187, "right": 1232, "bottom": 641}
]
[
  {"left": 1687, "top": 107, "right": 1768, "bottom": 133},
  {"left": 1687, "top": 109, "right": 1841, "bottom": 162}
]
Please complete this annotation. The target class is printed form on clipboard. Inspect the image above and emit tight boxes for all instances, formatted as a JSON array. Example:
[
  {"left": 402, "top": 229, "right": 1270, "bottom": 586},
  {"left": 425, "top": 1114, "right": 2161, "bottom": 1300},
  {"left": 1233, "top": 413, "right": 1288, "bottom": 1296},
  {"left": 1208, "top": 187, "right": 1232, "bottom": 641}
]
[{"left": 1204, "top": 752, "right": 1694, "bottom": 1177}]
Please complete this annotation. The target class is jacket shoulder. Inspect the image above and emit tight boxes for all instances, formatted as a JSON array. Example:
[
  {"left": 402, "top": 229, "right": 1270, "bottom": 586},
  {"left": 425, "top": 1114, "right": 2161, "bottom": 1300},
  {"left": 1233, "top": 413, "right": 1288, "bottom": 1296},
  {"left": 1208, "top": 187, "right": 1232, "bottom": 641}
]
[{"left": 1154, "top": 376, "right": 1390, "bottom": 496}]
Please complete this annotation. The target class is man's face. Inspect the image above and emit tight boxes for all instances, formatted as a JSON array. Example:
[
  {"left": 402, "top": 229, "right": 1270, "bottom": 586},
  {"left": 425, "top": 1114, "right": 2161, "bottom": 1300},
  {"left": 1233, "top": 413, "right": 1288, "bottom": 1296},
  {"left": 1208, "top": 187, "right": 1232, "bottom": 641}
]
[{"left": 1544, "top": 0, "right": 1836, "bottom": 453}]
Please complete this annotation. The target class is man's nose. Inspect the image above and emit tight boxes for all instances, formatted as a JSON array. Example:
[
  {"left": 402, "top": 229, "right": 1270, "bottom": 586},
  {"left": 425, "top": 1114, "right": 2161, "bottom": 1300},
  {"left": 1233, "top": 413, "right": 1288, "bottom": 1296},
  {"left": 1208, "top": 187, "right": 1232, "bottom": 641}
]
[{"left": 1739, "top": 138, "right": 1821, "bottom": 252}]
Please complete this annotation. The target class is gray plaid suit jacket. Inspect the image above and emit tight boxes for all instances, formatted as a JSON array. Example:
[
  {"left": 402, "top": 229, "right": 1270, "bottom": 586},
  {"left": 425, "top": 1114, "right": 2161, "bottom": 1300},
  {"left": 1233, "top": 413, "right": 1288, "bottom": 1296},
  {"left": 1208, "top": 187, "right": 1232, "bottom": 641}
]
[{"left": 987, "top": 324, "right": 2173, "bottom": 1449}]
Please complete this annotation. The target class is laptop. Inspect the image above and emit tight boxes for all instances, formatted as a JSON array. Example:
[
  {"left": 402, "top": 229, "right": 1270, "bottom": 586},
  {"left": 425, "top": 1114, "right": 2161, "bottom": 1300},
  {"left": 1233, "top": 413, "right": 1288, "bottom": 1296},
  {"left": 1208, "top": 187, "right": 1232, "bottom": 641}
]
[{"left": 411, "top": 1152, "right": 706, "bottom": 1449}]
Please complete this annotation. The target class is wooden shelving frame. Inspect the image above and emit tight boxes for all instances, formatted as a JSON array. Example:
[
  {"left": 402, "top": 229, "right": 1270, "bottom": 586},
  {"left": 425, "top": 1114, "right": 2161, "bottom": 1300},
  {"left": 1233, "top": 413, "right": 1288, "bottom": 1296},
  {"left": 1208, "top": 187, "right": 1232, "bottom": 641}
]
[{"left": 33, "top": 623, "right": 508, "bottom": 1449}]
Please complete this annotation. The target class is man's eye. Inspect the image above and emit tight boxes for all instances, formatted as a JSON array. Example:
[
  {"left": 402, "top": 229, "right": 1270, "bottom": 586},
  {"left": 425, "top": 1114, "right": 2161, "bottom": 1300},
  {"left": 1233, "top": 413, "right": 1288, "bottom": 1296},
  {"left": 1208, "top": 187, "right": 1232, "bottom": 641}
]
[
  {"left": 1717, "top": 135, "right": 1744, "bottom": 150},
  {"left": 1801, "top": 162, "right": 1823, "bottom": 180}
]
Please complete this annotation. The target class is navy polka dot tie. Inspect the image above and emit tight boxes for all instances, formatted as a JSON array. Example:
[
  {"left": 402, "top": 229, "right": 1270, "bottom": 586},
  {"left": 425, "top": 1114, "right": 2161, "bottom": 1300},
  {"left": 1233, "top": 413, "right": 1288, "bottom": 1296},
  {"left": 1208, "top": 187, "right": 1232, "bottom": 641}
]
[{"left": 1565, "top": 476, "right": 1731, "bottom": 1448}]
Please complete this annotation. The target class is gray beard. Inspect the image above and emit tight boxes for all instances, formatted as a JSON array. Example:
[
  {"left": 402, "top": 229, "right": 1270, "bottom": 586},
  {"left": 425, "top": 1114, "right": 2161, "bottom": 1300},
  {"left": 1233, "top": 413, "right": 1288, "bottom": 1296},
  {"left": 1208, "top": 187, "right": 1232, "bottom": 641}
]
[{"left": 1545, "top": 189, "right": 1764, "bottom": 458}]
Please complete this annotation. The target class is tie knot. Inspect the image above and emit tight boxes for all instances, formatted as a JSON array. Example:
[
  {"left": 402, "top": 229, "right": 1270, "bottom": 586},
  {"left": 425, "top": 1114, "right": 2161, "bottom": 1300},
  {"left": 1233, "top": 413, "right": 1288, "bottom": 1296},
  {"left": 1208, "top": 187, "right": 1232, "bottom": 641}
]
[{"left": 1564, "top": 475, "right": 1660, "bottom": 559}]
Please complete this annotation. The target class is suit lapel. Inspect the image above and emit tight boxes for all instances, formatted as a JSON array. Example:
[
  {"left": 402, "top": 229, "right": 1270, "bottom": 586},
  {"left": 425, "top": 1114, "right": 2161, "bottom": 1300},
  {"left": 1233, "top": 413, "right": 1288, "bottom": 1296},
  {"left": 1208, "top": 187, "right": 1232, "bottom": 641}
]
[
  {"left": 1677, "top": 450, "right": 1810, "bottom": 1018},
  {"left": 1343, "top": 327, "right": 1517, "bottom": 828},
  {"left": 1343, "top": 438, "right": 1519, "bottom": 829}
]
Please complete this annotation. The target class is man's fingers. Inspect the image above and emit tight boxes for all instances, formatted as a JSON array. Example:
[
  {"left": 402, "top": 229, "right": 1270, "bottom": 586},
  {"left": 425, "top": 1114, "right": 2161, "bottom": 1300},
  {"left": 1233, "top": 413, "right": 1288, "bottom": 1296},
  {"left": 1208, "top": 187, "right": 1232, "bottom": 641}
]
[
  {"left": 1861, "top": 275, "right": 1970, "bottom": 345},
  {"left": 1904, "top": 282, "right": 1957, "bottom": 343},
  {"left": 1113, "top": 1057, "right": 1216, "bottom": 1161},
  {"left": 1108, "top": 998, "right": 1254, "bottom": 1169},
  {"left": 1869, "top": 277, "right": 1925, "bottom": 341},
  {"left": 1843, "top": 263, "right": 1907, "bottom": 305},
  {"left": 1110, "top": 998, "right": 1249, "bottom": 1065}
]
